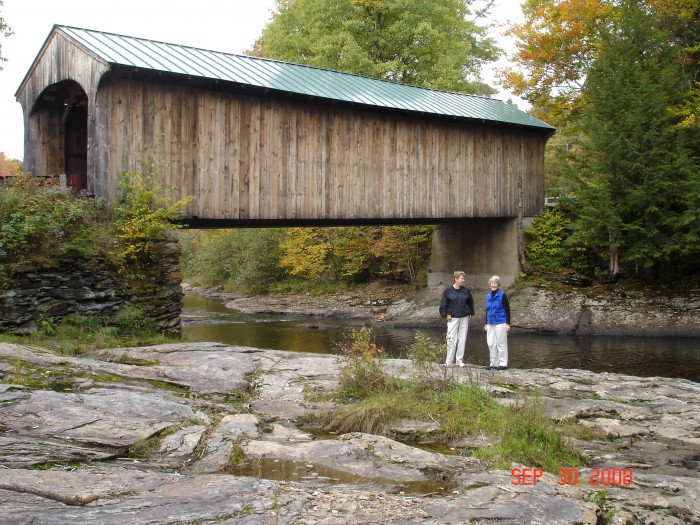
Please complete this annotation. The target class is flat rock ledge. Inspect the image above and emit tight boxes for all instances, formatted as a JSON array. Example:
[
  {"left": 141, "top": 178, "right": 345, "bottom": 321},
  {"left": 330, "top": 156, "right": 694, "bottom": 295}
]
[{"left": 1, "top": 341, "right": 699, "bottom": 524}]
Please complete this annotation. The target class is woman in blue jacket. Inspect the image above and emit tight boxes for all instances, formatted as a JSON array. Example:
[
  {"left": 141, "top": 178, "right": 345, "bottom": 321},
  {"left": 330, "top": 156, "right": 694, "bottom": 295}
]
[{"left": 484, "top": 275, "right": 511, "bottom": 370}]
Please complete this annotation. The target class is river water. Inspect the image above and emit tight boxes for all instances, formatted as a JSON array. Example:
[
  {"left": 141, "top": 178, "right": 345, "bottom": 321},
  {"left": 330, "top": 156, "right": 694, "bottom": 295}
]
[{"left": 182, "top": 294, "right": 700, "bottom": 383}]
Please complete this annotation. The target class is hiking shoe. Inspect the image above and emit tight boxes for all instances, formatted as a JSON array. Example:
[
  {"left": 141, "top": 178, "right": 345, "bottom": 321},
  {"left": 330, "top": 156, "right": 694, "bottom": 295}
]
[
  {"left": 458, "top": 362, "right": 465, "bottom": 368},
  {"left": 496, "top": 366, "right": 508, "bottom": 370}
]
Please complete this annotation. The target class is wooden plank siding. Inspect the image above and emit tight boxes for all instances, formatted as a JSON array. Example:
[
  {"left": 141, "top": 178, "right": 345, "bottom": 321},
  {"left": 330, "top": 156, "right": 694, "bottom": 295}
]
[
  {"left": 90, "top": 78, "right": 546, "bottom": 222},
  {"left": 18, "top": 32, "right": 547, "bottom": 223}
]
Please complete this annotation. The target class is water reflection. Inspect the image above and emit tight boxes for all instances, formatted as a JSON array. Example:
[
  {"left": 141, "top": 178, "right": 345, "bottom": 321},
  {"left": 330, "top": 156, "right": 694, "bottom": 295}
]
[
  {"left": 182, "top": 294, "right": 700, "bottom": 382},
  {"left": 227, "top": 457, "right": 454, "bottom": 494}
]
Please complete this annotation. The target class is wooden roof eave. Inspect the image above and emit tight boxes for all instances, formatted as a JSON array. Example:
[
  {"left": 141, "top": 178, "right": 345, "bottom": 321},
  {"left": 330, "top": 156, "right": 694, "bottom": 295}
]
[
  {"left": 107, "top": 63, "right": 557, "bottom": 137},
  {"left": 14, "top": 25, "right": 111, "bottom": 100}
]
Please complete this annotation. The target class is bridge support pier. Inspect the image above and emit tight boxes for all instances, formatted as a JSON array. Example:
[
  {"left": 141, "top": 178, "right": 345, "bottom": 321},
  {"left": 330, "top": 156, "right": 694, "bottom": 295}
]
[{"left": 428, "top": 220, "right": 521, "bottom": 297}]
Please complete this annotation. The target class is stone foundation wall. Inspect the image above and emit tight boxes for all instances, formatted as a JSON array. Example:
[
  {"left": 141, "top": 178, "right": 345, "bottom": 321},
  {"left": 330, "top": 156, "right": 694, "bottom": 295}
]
[{"left": 0, "top": 238, "right": 183, "bottom": 335}]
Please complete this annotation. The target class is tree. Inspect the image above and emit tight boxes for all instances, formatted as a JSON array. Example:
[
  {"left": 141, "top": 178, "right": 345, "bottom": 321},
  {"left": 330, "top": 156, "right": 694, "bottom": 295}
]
[
  {"left": 500, "top": 0, "right": 700, "bottom": 128},
  {"left": 328, "top": 226, "right": 381, "bottom": 280},
  {"left": 570, "top": 2, "right": 700, "bottom": 278},
  {"left": 373, "top": 225, "right": 432, "bottom": 285},
  {"left": 181, "top": 228, "right": 285, "bottom": 292},
  {"left": 0, "top": 1, "right": 13, "bottom": 71},
  {"left": 500, "top": 0, "right": 699, "bottom": 279},
  {"left": 253, "top": 0, "right": 500, "bottom": 94},
  {"left": 0, "top": 152, "right": 22, "bottom": 177},
  {"left": 498, "top": 0, "right": 615, "bottom": 127},
  {"left": 280, "top": 227, "right": 333, "bottom": 279}
]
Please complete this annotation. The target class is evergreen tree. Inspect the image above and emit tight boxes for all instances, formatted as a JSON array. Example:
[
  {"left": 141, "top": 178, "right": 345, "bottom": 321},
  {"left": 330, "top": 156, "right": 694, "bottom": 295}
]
[{"left": 571, "top": 3, "right": 699, "bottom": 278}]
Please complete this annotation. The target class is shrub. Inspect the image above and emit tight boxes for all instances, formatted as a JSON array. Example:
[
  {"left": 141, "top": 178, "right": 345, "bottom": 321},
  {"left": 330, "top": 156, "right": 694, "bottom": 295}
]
[
  {"left": 406, "top": 331, "right": 454, "bottom": 391},
  {"left": 0, "top": 176, "right": 105, "bottom": 270},
  {"left": 335, "top": 326, "right": 389, "bottom": 401},
  {"left": 0, "top": 140, "right": 193, "bottom": 335},
  {"left": 524, "top": 208, "right": 574, "bottom": 274},
  {"left": 112, "top": 144, "right": 192, "bottom": 277},
  {"left": 182, "top": 228, "right": 284, "bottom": 293},
  {"left": 115, "top": 305, "right": 155, "bottom": 335}
]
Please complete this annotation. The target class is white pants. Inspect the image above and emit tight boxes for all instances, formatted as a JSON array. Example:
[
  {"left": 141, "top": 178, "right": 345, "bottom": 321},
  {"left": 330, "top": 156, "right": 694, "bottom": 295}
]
[
  {"left": 486, "top": 323, "right": 508, "bottom": 367},
  {"left": 446, "top": 316, "right": 469, "bottom": 365}
]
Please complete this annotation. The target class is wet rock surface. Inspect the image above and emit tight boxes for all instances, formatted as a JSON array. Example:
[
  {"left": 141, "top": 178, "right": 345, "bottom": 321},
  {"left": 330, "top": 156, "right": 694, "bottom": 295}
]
[{"left": 1, "top": 341, "right": 699, "bottom": 524}]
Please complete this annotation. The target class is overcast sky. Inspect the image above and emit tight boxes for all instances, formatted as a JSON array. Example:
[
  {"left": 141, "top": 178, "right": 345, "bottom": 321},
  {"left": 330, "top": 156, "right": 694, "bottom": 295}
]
[{"left": 0, "top": 0, "right": 523, "bottom": 161}]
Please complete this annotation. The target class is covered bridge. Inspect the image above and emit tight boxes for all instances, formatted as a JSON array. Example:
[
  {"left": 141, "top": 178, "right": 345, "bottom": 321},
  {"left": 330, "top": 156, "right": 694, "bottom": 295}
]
[{"left": 16, "top": 25, "right": 554, "bottom": 290}]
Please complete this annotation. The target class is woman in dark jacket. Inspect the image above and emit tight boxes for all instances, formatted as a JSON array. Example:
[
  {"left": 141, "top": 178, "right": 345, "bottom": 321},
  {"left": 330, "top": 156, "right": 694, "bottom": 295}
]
[{"left": 439, "top": 271, "right": 474, "bottom": 367}]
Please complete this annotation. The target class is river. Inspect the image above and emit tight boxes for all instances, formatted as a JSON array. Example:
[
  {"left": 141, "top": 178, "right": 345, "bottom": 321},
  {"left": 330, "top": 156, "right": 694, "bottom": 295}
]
[{"left": 182, "top": 294, "right": 700, "bottom": 383}]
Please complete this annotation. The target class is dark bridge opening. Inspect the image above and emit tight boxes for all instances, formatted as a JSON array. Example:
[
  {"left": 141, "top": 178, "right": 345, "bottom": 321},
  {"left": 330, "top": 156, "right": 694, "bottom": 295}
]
[
  {"left": 33, "top": 80, "right": 88, "bottom": 190},
  {"left": 64, "top": 102, "right": 87, "bottom": 190}
]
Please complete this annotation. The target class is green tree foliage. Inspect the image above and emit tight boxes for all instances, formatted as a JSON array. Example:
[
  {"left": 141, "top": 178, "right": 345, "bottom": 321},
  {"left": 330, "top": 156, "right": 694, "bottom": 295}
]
[
  {"left": 499, "top": 0, "right": 616, "bottom": 127},
  {"left": 570, "top": 3, "right": 700, "bottom": 278},
  {"left": 524, "top": 207, "right": 600, "bottom": 275},
  {"left": 182, "top": 229, "right": 284, "bottom": 293},
  {"left": 112, "top": 146, "right": 193, "bottom": 276},
  {"left": 502, "top": 0, "right": 699, "bottom": 130},
  {"left": 285, "top": 225, "right": 432, "bottom": 285},
  {"left": 328, "top": 227, "right": 380, "bottom": 280},
  {"left": 0, "top": 176, "right": 105, "bottom": 272},
  {"left": 184, "top": 224, "right": 433, "bottom": 289},
  {"left": 253, "top": 0, "right": 500, "bottom": 94},
  {"left": 373, "top": 225, "right": 432, "bottom": 285},
  {"left": 0, "top": 1, "right": 13, "bottom": 71},
  {"left": 524, "top": 209, "right": 574, "bottom": 274},
  {"left": 507, "top": 0, "right": 699, "bottom": 280}
]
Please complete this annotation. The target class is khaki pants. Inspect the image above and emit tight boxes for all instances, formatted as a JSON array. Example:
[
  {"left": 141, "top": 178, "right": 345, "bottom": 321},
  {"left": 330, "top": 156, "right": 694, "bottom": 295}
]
[{"left": 446, "top": 316, "right": 469, "bottom": 365}]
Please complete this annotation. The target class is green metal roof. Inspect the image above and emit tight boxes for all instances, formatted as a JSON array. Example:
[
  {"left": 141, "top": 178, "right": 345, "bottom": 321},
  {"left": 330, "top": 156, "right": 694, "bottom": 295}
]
[{"left": 51, "top": 25, "right": 554, "bottom": 131}]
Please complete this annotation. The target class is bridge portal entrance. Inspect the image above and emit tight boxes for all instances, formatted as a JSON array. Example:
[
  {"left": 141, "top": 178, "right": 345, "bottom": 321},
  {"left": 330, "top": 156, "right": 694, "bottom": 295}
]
[{"left": 27, "top": 79, "right": 88, "bottom": 190}]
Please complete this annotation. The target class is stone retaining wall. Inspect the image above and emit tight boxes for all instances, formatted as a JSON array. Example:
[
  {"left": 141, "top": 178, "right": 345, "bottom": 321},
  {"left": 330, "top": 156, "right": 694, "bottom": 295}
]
[{"left": 0, "top": 238, "right": 183, "bottom": 335}]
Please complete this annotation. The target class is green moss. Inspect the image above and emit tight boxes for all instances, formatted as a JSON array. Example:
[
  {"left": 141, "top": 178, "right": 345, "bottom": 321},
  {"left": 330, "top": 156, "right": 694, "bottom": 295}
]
[
  {"left": 3, "top": 359, "right": 76, "bottom": 391},
  {"left": 490, "top": 381, "right": 520, "bottom": 391},
  {"left": 464, "top": 482, "right": 490, "bottom": 490},
  {"left": 127, "top": 425, "right": 180, "bottom": 460},
  {"left": 117, "top": 353, "right": 160, "bottom": 366},
  {"left": 557, "top": 417, "right": 607, "bottom": 441},
  {"left": 27, "top": 462, "right": 56, "bottom": 470},
  {"left": 186, "top": 507, "right": 254, "bottom": 525}
]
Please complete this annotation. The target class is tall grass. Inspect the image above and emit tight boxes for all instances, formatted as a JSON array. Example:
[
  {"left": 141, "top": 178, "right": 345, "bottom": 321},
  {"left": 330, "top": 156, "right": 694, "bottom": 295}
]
[{"left": 319, "top": 327, "right": 586, "bottom": 473}]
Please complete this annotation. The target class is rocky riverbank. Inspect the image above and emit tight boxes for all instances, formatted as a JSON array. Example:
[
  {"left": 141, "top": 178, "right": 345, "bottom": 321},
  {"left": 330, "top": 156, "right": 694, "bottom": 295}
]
[
  {"left": 1, "top": 341, "right": 699, "bottom": 524},
  {"left": 183, "top": 281, "right": 700, "bottom": 337}
]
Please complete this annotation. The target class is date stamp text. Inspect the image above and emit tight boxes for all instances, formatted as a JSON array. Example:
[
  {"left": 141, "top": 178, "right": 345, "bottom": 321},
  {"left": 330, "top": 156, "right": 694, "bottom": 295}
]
[{"left": 511, "top": 467, "right": 634, "bottom": 487}]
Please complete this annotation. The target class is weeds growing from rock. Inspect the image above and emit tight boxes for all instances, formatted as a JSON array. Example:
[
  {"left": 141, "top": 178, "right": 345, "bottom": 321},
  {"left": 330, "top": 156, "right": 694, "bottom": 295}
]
[
  {"left": 0, "top": 313, "right": 176, "bottom": 355},
  {"left": 324, "top": 327, "right": 587, "bottom": 473},
  {"left": 335, "top": 326, "right": 392, "bottom": 401}
]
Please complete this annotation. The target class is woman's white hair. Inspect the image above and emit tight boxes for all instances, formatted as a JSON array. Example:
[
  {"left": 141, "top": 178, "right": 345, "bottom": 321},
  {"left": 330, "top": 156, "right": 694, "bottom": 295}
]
[{"left": 488, "top": 275, "right": 500, "bottom": 285}]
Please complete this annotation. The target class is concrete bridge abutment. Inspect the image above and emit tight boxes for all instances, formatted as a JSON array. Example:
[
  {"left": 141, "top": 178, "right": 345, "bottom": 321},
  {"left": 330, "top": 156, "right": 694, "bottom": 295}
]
[{"left": 428, "top": 221, "right": 522, "bottom": 297}]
